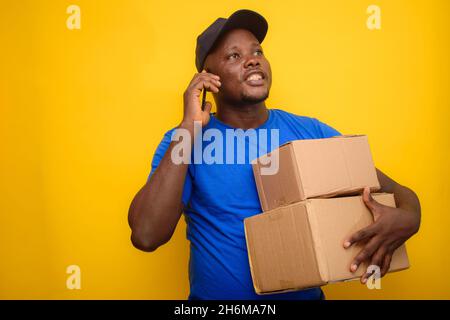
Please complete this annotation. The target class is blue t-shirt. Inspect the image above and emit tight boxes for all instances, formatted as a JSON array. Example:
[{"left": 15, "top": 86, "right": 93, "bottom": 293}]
[{"left": 148, "top": 109, "right": 341, "bottom": 300}]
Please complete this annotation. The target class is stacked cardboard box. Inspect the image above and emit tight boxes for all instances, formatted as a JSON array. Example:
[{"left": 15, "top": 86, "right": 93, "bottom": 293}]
[{"left": 244, "top": 135, "right": 410, "bottom": 295}]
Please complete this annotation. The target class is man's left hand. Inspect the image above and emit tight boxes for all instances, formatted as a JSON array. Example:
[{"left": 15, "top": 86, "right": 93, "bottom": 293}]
[{"left": 343, "top": 187, "right": 420, "bottom": 284}]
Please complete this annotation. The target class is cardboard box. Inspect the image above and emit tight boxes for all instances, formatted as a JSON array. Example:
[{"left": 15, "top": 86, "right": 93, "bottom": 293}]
[
  {"left": 244, "top": 193, "right": 409, "bottom": 294},
  {"left": 252, "top": 135, "right": 381, "bottom": 211}
]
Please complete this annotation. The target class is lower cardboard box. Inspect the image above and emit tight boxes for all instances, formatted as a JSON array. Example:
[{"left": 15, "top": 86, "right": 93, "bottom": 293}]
[{"left": 244, "top": 193, "right": 410, "bottom": 294}]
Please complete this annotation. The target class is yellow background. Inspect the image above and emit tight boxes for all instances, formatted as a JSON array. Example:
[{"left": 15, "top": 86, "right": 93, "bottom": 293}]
[{"left": 1, "top": 0, "right": 449, "bottom": 299}]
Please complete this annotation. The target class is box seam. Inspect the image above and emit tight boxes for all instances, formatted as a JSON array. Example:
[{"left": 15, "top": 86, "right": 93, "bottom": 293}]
[
  {"left": 291, "top": 143, "right": 306, "bottom": 201},
  {"left": 244, "top": 219, "right": 262, "bottom": 294},
  {"left": 252, "top": 162, "right": 269, "bottom": 212},
  {"left": 306, "top": 201, "right": 330, "bottom": 283}
]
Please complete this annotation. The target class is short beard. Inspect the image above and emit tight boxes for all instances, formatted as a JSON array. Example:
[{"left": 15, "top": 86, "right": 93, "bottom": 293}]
[{"left": 241, "top": 90, "right": 269, "bottom": 104}]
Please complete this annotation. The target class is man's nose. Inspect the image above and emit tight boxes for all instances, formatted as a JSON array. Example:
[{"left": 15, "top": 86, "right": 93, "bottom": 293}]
[{"left": 244, "top": 56, "right": 260, "bottom": 68}]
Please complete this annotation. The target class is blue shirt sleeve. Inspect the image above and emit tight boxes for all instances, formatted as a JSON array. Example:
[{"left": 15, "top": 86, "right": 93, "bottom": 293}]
[
  {"left": 147, "top": 128, "right": 193, "bottom": 207},
  {"left": 313, "top": 118, "right": 341, "bottom": 138}
]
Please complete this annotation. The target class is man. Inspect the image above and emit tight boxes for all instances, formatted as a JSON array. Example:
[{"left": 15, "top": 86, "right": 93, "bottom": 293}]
[{"left": 128, "top": 9, "right": 421, "bottom": 300}]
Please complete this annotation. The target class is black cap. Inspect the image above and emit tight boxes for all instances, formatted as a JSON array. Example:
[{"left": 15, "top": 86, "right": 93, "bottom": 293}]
[{"left": 195, "top": 9, "right": 268, "bottom": 72}]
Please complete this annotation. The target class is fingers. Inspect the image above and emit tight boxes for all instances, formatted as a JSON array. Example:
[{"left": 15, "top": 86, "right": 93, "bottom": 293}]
[
  {"left": 183, "top": 71, "right": 220, "bottom": 125},
  {"left": 381, "top": 251, "right": 393, "bottom": 277},
  {"left": 349, "top": 235, "right": 383, "bottom": 273},
  {"left": 185, "top": 70, "right": 221, "bottom": 97},
  {"left": 379, "top": 239, "right": 402, "bottom": 276},
  {"left": 197, "top": 70, "right": 221, "bottom": 86},
  {"left": 201, "top": 80, "right": 220, "bottom": 93},
  {"left": 369, "top": 245, "right": 388, "bottom": 272},
  {"left": 199, "top": 70, "right": 221, "bottom": 84},
  {"left": 381, "top": 252, "right": 393, "bottom": 276},
  {"left": 343, "top": 222, "right": 379, "bottom": 249},
  {"left": 361, "top": 250, "right": 393, "bottom": 284},
  {"left": 360, "top": 245, "right": 388, "bottom": 283},
  {"left": 201, "top": 69, "right": 220, "bottom": 79},
  {"left": 192, "top": 74, "right": 221, "bottom": 93}
]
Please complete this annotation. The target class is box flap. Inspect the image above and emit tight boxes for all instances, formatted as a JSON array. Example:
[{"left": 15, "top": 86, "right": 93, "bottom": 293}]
[
  {"left": 252, "top": 144, "right": 304, "bottom": 211},
  {"left": 267, "top": 134, "right": 364, "bottom": 149},
  {"left": 330, "top": 134, "right": 364, "bottom": 138}
]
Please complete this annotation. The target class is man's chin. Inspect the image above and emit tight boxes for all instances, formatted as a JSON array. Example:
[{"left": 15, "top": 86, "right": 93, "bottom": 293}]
[{"left": 241, "top": 91, "right": 269, "bottom": 104}]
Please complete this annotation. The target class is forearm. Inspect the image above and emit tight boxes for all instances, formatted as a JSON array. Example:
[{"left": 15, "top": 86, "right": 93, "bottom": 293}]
[
  {"left": 128, "top": 127, "right": 192, "bottom": 251},
  {"left": 391, "top": 183, "right": 421, "bottom": 230},
  {"left": 128, "top": 69, "right": 219, "bottom": 251},
  {"left": 376, "top": 168, "right": 421, "bottom": 232}
]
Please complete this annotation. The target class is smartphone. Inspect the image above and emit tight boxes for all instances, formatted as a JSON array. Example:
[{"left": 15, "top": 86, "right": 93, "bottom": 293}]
[
  {"left": 201, "top": 68, "right": 210, "bottom": 111},
  {"left": 201, "top": 68, "right": 217, "bottom": 111},
  {"left": 201, "top": 88, "right": 207, "bottom": 111}
]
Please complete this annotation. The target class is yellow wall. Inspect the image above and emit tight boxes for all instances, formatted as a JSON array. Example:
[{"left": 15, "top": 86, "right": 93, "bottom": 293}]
[{"left": 1, "top": 0, "right": 448, "bottom": 299}]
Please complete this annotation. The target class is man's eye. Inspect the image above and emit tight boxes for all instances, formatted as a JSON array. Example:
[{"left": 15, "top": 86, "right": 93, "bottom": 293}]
[
  {"left": 228, "top": 53, "right": 239, "bottom": 59},
  {"left": 255, "top": 50, "right": 264, "bottom": 56}
]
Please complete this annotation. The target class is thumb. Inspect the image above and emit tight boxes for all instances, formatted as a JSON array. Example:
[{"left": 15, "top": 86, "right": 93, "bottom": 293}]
[
  {"left": 203, "top": 101, "right": 212, "bottom": 114},
  {"left": 362, "top": 186, "right": 380, "bottom": 213}
]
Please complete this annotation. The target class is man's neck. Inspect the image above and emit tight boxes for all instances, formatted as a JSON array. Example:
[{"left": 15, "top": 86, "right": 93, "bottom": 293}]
[{"left": 215, "top": 102, "right": 269, "bottom": 130}]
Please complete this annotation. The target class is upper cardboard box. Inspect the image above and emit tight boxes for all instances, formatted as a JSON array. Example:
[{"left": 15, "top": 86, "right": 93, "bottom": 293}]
[
  {"left": 244, "top": 193, "right": 410, "bottom": 295},
  {"left": 252, "top": 135, "right": 381, "bottom": 211}
]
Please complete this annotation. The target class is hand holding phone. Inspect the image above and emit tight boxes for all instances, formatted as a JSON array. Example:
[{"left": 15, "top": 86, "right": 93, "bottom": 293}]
[{"left": 182, "top": 70, "right": 221, "bottom": 128}]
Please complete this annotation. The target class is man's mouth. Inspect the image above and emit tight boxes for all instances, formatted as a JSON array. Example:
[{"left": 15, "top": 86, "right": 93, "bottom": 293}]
[{"left": 244, "top": 71, "right": 265, "bottom": 86}]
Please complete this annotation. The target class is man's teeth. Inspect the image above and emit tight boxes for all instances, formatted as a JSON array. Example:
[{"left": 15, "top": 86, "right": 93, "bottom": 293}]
[{"left": 247, "top": 74, "right": 263, "bottom": 81}]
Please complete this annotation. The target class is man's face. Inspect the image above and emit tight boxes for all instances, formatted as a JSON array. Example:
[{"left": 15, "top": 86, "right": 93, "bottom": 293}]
[{"left": 204, "top": 28, "right": 272, "bottom": 105}]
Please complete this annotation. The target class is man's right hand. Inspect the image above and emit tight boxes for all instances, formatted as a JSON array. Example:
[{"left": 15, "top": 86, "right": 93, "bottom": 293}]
[{"left": 182, "top": 70, "right": 221, "bottom": 129}]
